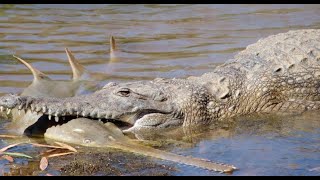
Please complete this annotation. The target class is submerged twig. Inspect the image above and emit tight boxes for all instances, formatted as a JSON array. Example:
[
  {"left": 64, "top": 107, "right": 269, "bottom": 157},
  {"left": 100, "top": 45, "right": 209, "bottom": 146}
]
[
  {"left": 0, "top": 135, "right": 19, "bottom": 138},
  {"left": 0, "top": 143, "right": 22, "bottom": 153}
]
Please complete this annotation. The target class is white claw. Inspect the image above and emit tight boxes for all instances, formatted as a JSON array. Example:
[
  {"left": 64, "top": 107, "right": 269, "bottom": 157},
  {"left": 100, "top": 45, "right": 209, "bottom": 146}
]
[
  {"left": 0, "top": 106, "right": 3, "bottom": 112},
  {"left": 6, "top": 108, "right": 11, "bottom": 115},
  {"left": 48, "top": 115, "right": 52, "bottom": 120},
  {"left": 55, "top": 116, "right": 59, "bottom": 122}
]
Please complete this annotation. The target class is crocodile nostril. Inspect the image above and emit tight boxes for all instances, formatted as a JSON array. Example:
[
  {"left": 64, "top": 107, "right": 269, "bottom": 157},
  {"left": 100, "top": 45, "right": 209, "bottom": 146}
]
[
  {"left": 84, "top": 139, "right": 91, "bottom": 144},
  {"left": 108, "top": 82, "right": 117, "bottom": 86},
  {"left": 103, "top": 82, "right": 118, "bottom": 89}
]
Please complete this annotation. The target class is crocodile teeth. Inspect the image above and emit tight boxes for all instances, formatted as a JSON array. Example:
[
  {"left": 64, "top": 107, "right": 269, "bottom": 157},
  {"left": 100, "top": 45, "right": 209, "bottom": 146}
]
[
  {"left": 31, "top": 104, "right": 35, "bottom": 112},
  {"left": 54, "top": 112, "right": 60, "bottom": 122},
  {"left": 90, "top": 111, "right": 97, "bottom": 118},
  {"left": 48, "top": 114, "right": 52, "bottom": 120},
  {"left": 97, "top": 112, "right": 106, "bottom": 119},
  {"left": 55, "top": 116, "right": 59, "bottom": 122},
  {"left": 18, "top": 109, "right": 26, "bottom": 115},
  {"left": 76, "top": 111, "right": 79, "bottom": 118},
  {"left": 67, "top": 109, "right": 73, "bottom": 115},
  {"left": 6, "top": 108, "right": 11, "bottom": 115},
  {"left": 36, "top": 106, "right": 41, "bottom": 112},
  {"left": 0, "top": 106, "right": 3, "bottom": 112},
  {"left": 74, "top": 107, "right": 79, "bottom": 114},
  {"left": 82, "top": 111, "right": 88, "bottom": 117},
  {"left": 42, "top": 106, "right": 46, "bottom": 113},
  {"left": 105, "top": 112, "right": 112, "bottom": 119}
]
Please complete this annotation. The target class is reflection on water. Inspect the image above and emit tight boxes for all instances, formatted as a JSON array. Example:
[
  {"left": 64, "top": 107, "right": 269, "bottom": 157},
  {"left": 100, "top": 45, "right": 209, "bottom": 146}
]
[{"left": 0, "top": 4, "right": 320, "bottom": 176}]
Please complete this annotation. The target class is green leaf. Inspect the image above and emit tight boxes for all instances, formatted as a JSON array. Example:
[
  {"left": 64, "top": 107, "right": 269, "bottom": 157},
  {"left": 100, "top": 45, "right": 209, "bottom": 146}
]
[{"left": 2, "top": 152, "right": 33, "bottom": 159}]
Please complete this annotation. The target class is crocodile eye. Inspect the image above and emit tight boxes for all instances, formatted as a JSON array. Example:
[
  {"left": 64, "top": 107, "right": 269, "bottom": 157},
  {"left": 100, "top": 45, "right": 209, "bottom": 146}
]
[{"left": 117, "top": 88, "right": 131, "bottom": 97}]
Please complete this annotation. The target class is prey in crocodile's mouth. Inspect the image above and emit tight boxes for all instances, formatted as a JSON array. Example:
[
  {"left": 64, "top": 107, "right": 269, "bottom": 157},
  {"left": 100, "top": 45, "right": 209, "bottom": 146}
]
[{"left": 14, "top": 107, "right": 173, "bottom": 137}]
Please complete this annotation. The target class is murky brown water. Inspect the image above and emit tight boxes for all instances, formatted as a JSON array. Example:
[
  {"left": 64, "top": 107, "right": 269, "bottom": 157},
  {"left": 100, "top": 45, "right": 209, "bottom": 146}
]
[{"left": 0, "top": 4, "right": 320, "bottom": 176}]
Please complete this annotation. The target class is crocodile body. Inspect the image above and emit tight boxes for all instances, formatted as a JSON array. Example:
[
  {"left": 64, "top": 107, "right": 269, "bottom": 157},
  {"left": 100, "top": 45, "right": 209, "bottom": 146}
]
[
  {"left": 1, "top": 29, "right": 319, "bottom": 130},
  {"left": 1, "top": 29, "right": 320, "bottom": 173}
]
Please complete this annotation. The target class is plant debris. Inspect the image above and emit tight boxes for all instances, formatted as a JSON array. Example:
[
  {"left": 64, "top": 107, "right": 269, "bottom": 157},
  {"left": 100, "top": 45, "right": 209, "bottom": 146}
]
[
  {"left": 0, "top": 135, "right": 78, "bottom": 172},
  {"left": 0, "top": 135, "right": 19, "bottom": 138},
  {"left": 2, "top": 152, "right": 32, "bottom": 159},
  {"left": 40, "top": 157, "right": 48, "bottom": 171},
  {"left": 1, "top": 155, "right": 13, "bottom": 162}
]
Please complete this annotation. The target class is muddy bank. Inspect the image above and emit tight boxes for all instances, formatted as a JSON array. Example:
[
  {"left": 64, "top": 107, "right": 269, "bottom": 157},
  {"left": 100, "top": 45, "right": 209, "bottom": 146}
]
[
  {"left": 3, "top": 149, "right": 176, "bottom": 176},
  {"left": 59, "top": 150, "right": 176, "bottom": 176}
]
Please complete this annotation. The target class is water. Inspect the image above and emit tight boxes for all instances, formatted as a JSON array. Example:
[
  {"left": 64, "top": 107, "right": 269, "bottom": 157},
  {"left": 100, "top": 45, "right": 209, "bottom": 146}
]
[{"left": 0, "top": 4, "right": 320, "bottom": 176}]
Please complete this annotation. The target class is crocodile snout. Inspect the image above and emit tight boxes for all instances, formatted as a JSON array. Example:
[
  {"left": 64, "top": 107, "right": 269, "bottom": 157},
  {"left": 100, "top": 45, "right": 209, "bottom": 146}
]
[{"left": 0, "top": 94, "right": 22, "bottom": 114}]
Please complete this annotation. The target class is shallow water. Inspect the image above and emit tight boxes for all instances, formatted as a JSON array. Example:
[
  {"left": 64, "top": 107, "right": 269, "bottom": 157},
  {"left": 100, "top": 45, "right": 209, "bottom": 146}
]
[{"left": 0, "top": 4, "right": 320, "bottom": 176}]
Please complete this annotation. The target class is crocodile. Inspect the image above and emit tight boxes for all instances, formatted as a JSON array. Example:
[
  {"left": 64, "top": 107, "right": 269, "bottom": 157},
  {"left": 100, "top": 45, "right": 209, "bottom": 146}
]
[
  {"left": 1, "top": 29, "right": 319, "bottom": 131},
  {"left": 1, "top": 29, "right": 320, "bottom": 173}
]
